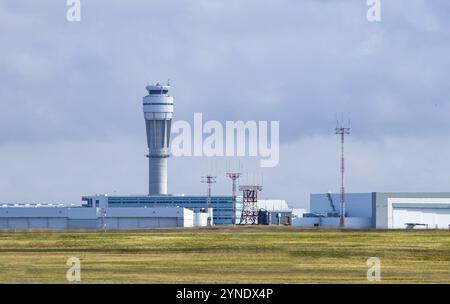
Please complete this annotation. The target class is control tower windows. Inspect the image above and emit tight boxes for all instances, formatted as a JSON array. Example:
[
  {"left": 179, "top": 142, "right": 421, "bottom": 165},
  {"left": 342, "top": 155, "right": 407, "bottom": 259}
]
[{"left": 149, "top": 90, "right": 169, "bottom": 95}]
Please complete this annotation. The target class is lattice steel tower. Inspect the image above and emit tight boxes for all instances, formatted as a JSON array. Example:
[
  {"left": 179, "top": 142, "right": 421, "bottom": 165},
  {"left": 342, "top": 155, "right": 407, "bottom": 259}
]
[
  {"left": 335, "top": 119, "right": 350, "bottom": 228},
  {"left": 239, "top": 185, "right": 263, "bottom": 225}
]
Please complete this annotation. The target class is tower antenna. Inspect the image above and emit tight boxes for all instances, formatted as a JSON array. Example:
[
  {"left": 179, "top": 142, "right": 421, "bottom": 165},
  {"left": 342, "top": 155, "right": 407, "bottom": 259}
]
[
  {"left": 335, "top": 115, "right": 350, "bottom": 228},
  {"left": 201, "top": 174, "right": 217, "bottom": 227},
  {"left": 226, "top": 161, "right": 242, "bottom": 226}
]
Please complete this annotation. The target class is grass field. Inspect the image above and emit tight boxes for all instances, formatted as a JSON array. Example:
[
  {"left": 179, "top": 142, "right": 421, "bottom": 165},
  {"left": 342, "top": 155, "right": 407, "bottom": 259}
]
[{"left": 0, "top": 226, "right": 449, "bottom": 283}]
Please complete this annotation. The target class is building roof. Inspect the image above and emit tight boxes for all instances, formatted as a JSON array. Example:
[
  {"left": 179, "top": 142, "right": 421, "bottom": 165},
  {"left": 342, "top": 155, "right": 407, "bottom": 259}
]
[{"left": 258, "top": 200, "right": 291, "bottom": 212}]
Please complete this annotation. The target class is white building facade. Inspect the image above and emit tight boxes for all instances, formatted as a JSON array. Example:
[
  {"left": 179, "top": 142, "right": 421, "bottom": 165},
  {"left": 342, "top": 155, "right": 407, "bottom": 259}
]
[
  {"left": 0, "top": 203, "right": 195, "bottom": 229},
  {"left": 375, "top": 193, "right": 450, "bottom": 229},
  {"left": 294, "top": 192, "right": 450, "bottom": 229}
]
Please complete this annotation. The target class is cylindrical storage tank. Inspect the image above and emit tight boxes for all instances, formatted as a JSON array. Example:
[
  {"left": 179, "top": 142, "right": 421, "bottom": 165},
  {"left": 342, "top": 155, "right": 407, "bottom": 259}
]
[
  {"left": 193, "top": 212, "right": 208, "bottom": 227},
  {"left": 207, "top": 207, "right": 214, "bottom": 226},
  {"left": 199, "top": 212, "right": 208, "bottom": 227}
]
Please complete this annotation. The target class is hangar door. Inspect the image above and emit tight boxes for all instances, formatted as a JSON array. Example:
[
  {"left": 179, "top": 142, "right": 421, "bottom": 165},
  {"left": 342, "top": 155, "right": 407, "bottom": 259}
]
[{"left": 392, "top": 207, "right": 450, "bottom": 229}]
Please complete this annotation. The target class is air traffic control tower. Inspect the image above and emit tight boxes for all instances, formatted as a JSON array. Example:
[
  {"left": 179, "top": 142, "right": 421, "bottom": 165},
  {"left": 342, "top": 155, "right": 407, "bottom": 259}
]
[{"left": 143, "top": 83, "right": 173, "bottom": 195}]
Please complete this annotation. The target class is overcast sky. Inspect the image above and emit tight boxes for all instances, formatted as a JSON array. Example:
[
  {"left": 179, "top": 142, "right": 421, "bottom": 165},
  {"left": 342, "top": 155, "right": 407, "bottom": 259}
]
[{"left": 1, "top": 0, "right": 450, "bottom": 208}]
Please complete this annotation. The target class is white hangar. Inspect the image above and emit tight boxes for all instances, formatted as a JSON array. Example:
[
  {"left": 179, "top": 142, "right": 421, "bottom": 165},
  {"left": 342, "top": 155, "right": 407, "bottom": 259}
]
[{"left": 294, "top": 192, "right": 450, "bottom": 229}]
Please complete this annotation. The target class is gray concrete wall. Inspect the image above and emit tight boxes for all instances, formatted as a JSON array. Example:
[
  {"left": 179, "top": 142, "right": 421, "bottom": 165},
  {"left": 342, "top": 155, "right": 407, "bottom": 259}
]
[{"left": 310, "top": 193, "right": 374, "bottom": 218}]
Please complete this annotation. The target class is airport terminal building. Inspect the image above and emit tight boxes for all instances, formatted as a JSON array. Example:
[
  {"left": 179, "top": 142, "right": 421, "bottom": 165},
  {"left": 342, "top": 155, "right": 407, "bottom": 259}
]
[
  {"left": 0, "top": 195, "right": 291, "bottom": 229},
  {"left": 81, "top": 195, "right": 291, "bottom": 226}
]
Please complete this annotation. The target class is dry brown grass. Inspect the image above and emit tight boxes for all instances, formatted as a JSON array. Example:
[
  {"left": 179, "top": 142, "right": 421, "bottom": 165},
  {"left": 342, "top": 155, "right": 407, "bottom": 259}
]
[{"left": 0, "top": 226, "right": 449, "bottom": 283}]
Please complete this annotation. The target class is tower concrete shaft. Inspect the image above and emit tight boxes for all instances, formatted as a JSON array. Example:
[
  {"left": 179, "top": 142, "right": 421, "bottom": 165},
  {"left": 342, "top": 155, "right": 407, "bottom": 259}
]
[{"left": 143, "top": 83, "right": 173, "bottom": 195}]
